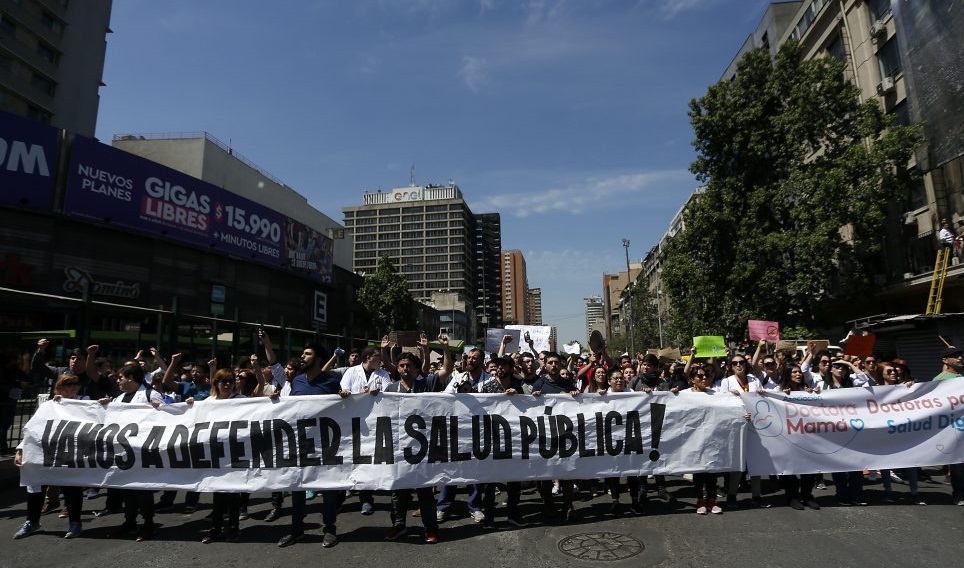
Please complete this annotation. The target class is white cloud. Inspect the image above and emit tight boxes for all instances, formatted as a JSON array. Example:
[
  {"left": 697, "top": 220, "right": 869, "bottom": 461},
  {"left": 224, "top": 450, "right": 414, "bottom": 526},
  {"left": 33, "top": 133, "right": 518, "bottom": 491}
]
[
  {"left": 471, "top": 169, "right": 692, "bottom": 217},
  {"left": 457, "top": 56, "right": 488, "bottom": 92},
  {"left": 656, "top": 0, "right": 721, "bottom": 19}
]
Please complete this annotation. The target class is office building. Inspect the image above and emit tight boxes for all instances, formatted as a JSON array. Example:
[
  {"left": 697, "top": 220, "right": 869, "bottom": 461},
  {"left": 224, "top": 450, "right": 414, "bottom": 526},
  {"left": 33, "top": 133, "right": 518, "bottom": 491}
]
[
  {"left": 527, "top": 287, "right": 543, "bottom": 325},
  {"left": 474, "top": 212, "right": 502, "bottom": 330},
  {"left": 0, "top": 0, "right": 112, "bottom": 136},
  {"left": 584, "top": 295, "right": 605, "bottom": 341},
  {"left": 501, "top": 249, "right": 529, "bottom": 325}
]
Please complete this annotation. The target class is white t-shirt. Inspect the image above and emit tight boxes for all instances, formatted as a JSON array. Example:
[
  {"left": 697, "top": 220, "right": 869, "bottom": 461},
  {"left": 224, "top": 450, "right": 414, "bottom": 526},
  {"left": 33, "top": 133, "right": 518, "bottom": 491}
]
[{"left": 340, "top": 365, "right": 392, "bottom": 393}]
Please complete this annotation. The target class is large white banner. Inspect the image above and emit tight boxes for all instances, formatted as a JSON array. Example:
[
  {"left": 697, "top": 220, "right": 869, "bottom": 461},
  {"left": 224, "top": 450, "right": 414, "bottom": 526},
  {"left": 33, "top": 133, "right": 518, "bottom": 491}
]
[
  {"left": 744, "top": 380, "right": 964, "bottom": 475},
  {"left": 20, "top": 391, "right": 746, "bottom": 491}
]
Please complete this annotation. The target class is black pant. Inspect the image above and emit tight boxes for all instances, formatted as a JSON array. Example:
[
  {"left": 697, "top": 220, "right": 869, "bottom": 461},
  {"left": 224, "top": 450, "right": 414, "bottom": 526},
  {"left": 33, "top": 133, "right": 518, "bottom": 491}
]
[
  {"left": 781, "top": 474, "right": 817, "bottom": 502},
  {"left": 692, "top": 473, "right": 718, "bottom": 501},
  {"left": 390, "top": 488, "right": 437, "bottom": 530},
  {"left": 607, "top": 477, "right": 642, "bottom": 502},
  {"left": 482, "top": 482, "right": 521, "bottom": 522},
  {"left": 210, "top": 493, "right": 241, "bottom": 531},
  {"left": 122, "top": 489, "right": 154, "bottom": 525}
]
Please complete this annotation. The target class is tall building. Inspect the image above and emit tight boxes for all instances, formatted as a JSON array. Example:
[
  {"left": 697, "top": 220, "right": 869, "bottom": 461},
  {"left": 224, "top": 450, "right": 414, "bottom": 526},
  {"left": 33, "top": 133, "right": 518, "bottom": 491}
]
[
  {"left": 474, "top": 212, "right": 502, "bottom": 330},
  {"left": 0, "top": 0, "right": 112, "bottom": 136},
  {"left": 526, "top": 287, "right": 543, "bottom": 325},
  {"left": 343, "top": 182, "right": 502, "bottom": 339},
  {"left": 602, "top": 266, "right": 640, "bottom": 341},
  {"left": 501, "top": 249, "right": 529, "bottom": 325},
  {"left": 584, "top": 295, "right": 605, "bottom": 342}
]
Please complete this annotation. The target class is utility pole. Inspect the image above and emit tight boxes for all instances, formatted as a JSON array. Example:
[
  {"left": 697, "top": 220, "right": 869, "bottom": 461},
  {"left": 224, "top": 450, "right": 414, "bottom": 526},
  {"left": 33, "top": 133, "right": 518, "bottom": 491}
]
[{"left": 622, "top": 238, "right": 633, "bottom": 356}]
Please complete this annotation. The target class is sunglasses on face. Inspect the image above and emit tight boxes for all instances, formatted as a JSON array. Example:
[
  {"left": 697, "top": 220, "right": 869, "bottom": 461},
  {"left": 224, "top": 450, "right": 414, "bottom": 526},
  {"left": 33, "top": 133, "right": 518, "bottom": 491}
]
[
  {"left": 731, "top": 360, "right": 746, "bottom": 366},
  {"left": 832, "top": 363, "right": 847, "bottom": 370},
  {"left": 693, "top": 374, "right": 707, "bottom": 379}
]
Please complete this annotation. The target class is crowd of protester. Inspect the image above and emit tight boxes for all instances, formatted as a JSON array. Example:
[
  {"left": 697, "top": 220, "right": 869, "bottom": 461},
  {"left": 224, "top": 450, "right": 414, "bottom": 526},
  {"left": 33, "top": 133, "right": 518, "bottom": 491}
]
[{"left": 5, "top": 331, "right": 964, "bottom": 547}]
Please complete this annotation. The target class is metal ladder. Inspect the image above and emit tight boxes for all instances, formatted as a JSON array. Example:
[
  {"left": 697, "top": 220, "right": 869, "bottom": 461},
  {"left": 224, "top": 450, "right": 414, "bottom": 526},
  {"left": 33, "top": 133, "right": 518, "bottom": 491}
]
[{"left": 925, "top": 247, "right": 951, "bottom": 315}]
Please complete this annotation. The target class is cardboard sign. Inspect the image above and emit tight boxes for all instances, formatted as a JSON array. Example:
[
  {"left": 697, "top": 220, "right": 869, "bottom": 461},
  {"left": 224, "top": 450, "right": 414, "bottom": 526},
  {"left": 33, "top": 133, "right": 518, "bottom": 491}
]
[
  {"left": 389, "top": 331, "right": 422, "bottom": 348},
  {"left": 748, "top": 320, "right": 780, "bottom": 342},
  {"left": 844, "top": 334, "right": 876, "bottom": 358},
  {"left": 775, "top": 340, "right": 797, "bottom": 354},
  {"left": 657, "top": 347, "right": 682, "bottom": 361},
  {"left": 485, "top": 328, "right": 522, "bottom": 355}
]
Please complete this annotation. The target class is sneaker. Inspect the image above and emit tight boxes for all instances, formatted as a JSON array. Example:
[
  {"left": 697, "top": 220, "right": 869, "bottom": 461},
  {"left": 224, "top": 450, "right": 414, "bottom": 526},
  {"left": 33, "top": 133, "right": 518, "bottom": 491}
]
[
  {"left": 238, "top": 508, "right": 249, "bottom": 521},
  {"left": 322, "top": 532, "right": 338, "bottom": 548},
  {"left": 725, "top": 495, "right": 738, "bottom": 509},
  {"left": 470, "top": 509, "right": 485, "bottom": 523},
  {"left": 93, "top": 507, "right": 114, "bottom": 518},
  {"left": 277, "top": 533, "right": 303, "bottom": 548},
  {"left": 84, "top": 489, "right": 99, "bottom": 500},
  {"left": 657, "top": 488, "right": 670, "bottom": 501},
  {"left": 305, "top": 490, "right": 316, "bottom": 501},
  {"left": 696, "top": 499, "right": 707, "bottom": 515},
  {"left": 482, "top": 521, "right": 496, "bottom": 530},
  {"left": 385, "top": 526, "right": 408, "bottom": 541},
  {"left": 201, "top": 530, "right": 222, "bottom": 544},
  {"left": 709, "top": 500, "right": 723, "bottom": 514},
  {"left": 881, "top": 493, "right": 896, "bottom": 504},
  {"left": 361, "top": 502, "right": 374, "bottom": 516},
  {"left": 854, "top": 501, "right": 868, "bottom": 506},
  {"left": 436, "top": 510, "right": 448, "bottom": 522},
  {"left": 750, "top": 496, "right": 771, "bottom": 509},
  {"left": 264, "top": 508, "right": 281, "bottom": 522},
  {"left": 806, "top": 499, "right": 821, "bottom": 510},
  {"left": 506, "top": 516, "right": 528, "bottom": 528},
  {"left": 911, "top": 495, "right": 926, "bottom": 506},
  {"left": 424, "top": 528, "right": 438, "bottom": 544},
  {"left": 182, "top": 506, "right": 196, "bottom": 515},
  {"left": 225, "top": 529, "right": 240, "bottom": 543},
  {"left": 551, "top": 483, "right": 560, "bottom": 495},
  {"left": 788, "top": 499, "right": 804, "bottom": 511},
  {"left": 628, "top": 501, "right": 646, "bottom": 516},
  {"left": 890, "top": 472, "right": 905, "bottom": 484},
  {"left": 956, "top": 499, "right": 964, "bottom": 506},
  {"left": 58, "top": 507, "right": 69, "bottom": 518},
  {"left": 816, "top": 482, "right": 827, "bottom": 490},
  {"left": 64, "top": 522, "right": 82, "bottom": 539},
  {"left": 836, "top": 501, "right": 853, "bottom": 507},
  {"left": 563, "top": 506, "right": 577, "bottom": 522},
  {"left": 609, "top": 501, "right": 623, "bottom": 516},
  {"left": 14, "top": 520, "right": 41, "bottom": 539}
]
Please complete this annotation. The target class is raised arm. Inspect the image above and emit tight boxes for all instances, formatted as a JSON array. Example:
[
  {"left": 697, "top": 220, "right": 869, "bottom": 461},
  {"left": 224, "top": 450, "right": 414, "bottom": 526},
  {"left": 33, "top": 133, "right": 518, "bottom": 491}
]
[{"left": 435, "top": 334, "right": 453, "bottom": 384}]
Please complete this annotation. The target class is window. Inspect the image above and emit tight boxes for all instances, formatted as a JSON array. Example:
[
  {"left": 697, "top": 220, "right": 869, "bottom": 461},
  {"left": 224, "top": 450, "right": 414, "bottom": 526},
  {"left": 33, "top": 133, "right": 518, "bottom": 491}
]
[
  {"left": 37, "top": 42, "right": 60, "bottom": 65},
  {"left": 0, "top": 15, "right": 16, "bottom": 35},
  {"left": 890, "top": 100, "right": 910, "bottom": 127},
  {"left": 41, "top": 12, "right": 65, "bottom": 36},
  {"left": 877, "top": 37, "right": 901, "bottom": 78},
  {"left": 31, "top": 72, "right": 56, "bottom": 96},
  {"left": 905, "top": 176, "right": 927, "bottom": 210},
  {"left": 868, "top": 0, "right": 892, "bottom": 22},
  {"left": 826, "top": 34, "right": 846, "bottom": 63}
]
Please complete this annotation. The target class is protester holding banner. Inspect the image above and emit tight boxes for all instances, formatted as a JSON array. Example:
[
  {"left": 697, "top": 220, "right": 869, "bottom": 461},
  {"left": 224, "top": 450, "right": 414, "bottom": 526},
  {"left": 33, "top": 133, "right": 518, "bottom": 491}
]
[
  {"left": 102, "top": 364, "right": 163, "bottom": 541},
  {"left": 477, "top": 356, "right": 528, "bottom": 529},
  {"left": 601, "top": 368, "right": 645, "bottom": 516},
  {"left": 277, "top": 343, "right": 347, "bottom": 549},
  {"left": 717, "top": 354, "right": 771, "bottom": 508},
  {"left": 934, "top": 347, "right": 964, "bottom": 505},
  {"left": 679, "top": 366, "right": 723, "bottom": 514},
  {"left": 819, "top": 358, "right": 867, "bottom": 506},
  {"left": 531, "top": 352, "right": 580, "bottom": 521}
]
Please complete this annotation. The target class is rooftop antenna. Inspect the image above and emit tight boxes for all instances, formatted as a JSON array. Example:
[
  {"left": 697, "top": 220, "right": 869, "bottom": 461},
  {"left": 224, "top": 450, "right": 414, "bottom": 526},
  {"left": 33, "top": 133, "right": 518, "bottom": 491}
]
[{"left": 410, "top": 164, "right": 416, "bottom": 187}]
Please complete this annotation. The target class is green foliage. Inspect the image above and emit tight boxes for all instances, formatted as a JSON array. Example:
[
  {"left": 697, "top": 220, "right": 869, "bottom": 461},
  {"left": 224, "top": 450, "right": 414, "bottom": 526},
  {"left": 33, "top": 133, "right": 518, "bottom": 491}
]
[
  {"left": 608, "top": 285, "right": 663, "bottom": 354},
  {"left": 662, "top": 41, "right": 922, "bottom": 341},
  {"left": 356, "top": 256, "right": 417, "bottom": 335}
]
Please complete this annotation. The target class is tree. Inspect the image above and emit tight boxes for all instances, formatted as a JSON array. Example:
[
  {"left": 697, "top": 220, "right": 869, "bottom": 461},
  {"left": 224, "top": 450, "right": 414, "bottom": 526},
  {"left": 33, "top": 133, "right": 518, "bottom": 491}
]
[
  {"left": 356, "top": 255, "right": 417, "bottom": 336},
  {"left": 662, "top": 40, "right": 921, "bottom": 341}
]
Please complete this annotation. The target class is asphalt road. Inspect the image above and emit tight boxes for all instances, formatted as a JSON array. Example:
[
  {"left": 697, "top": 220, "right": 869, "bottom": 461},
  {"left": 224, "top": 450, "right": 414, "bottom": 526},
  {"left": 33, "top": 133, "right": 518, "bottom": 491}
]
[{"left": 0, "top": 466, "right": 962, "bottom": 568}]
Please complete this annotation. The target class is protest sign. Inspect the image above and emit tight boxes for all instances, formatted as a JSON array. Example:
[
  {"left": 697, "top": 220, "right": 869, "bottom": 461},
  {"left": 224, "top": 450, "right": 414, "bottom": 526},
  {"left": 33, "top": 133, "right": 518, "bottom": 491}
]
[
  {"left": 844, "top": 334, "right": 875, "bottom": 358},
  {"left": 505, "top": 325, "right": 551, "bottom": 353},
  {"left": 748, "top": 320, "right": 780, "bottom": 342},
  {"left": 485, "top": 328, "right": 521, "bottom": 355},
  {"left": 693, "top": 336, "right": 727, "bottom": 358}
]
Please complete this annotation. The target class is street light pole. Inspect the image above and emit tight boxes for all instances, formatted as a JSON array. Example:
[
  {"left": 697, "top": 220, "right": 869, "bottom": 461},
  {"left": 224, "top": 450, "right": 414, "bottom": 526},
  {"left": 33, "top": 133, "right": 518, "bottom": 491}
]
[{"left": 622, "top": 238, "right": 633, "bottom": 356}]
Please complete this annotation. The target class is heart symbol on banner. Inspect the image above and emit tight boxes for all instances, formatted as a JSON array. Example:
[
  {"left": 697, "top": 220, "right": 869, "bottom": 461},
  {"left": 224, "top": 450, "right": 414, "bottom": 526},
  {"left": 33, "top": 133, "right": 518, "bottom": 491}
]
[
  {"left": 937, "top": 444, "right": 945, "bottom": 452},
  {"left": 849, "top": 418, "right": 865, "bottom": 431}
]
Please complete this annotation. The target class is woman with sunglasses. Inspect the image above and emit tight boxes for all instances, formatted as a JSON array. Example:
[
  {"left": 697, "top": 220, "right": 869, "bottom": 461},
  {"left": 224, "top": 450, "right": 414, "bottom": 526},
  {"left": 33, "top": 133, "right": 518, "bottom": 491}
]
[
  {"left": 195, "top": 368, "right": 247, "bottom": 543},
  {"left": 778, "top": 365, "right": 821, "bottom": 510},
  {"left": 821, "top": 358, "right": 867, "bottom": 505},
  {"left": 717, "top": 355, "right": 772, "bottom": 508},
  {"left": 13, "top": 374, "right": 88, "bottom": 539},
  {"left": 680, "top": 367, "right": 724, "bottom": 514},
  {"left": 876, "top": 363, "right": 924, "bottom": 505},
  {"left": 599, "top": 369, "right": 645, "bottom": 515}
]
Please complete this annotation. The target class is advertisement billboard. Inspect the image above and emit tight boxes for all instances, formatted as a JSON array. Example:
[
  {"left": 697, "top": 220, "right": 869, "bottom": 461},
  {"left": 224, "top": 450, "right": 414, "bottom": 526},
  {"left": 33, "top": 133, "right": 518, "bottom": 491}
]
[
  {"left": 64, "top": 136, "right": 284, "bottom": 266},
  {"left": 285, "top": 217, "right": 333, "bottom": 284},
  {"left": 0, "top": 111, "right": 59, "bottom": 210}
]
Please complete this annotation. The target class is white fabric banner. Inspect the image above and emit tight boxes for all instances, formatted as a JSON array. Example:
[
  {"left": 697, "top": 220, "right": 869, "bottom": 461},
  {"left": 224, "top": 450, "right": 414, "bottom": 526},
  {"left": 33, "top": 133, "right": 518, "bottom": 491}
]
[
  {"left": 744, "top": 379, "right": 964, "bottom": 475},
  {"left": 19, "top": 391, "right": 746, "bottom": 491}
]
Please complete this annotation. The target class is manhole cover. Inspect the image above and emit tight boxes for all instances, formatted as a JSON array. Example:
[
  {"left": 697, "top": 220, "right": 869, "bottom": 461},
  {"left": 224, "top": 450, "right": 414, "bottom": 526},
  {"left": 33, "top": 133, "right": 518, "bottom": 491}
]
[{"left": 558, "top": 532, "right": 645, "bottom": 561}]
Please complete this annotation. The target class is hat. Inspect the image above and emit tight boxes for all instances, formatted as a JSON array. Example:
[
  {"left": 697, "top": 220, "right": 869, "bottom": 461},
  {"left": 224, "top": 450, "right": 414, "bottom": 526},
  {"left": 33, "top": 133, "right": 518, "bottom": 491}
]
[{"left": 942, "top": 346, "right": 963, "bottom": 358}]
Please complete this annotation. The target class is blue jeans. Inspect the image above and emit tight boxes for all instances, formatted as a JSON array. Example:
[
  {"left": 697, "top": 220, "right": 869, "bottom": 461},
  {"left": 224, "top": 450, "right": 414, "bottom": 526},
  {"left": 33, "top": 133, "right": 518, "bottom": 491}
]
[{"left": 436, "top": 484, "right": 481, "bottom": 513}]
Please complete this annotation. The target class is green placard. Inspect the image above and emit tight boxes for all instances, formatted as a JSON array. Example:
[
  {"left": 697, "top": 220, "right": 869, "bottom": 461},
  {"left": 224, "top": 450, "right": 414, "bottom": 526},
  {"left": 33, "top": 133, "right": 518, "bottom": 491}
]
[{"left": 693, "top": 335, "right": 727, "bottom": 358}]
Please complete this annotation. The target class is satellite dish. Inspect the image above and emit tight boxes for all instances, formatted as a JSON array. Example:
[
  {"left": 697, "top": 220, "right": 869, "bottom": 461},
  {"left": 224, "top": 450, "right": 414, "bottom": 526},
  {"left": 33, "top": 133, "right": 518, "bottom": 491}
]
[{"left": 589, "top": 330, "right": 606, "bottom": 354}]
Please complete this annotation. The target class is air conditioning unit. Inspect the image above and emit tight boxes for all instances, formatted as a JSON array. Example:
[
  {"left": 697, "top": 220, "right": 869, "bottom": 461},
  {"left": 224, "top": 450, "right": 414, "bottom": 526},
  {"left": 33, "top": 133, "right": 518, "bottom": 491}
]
[
  {"left": 870, "top": 19, "right": 887, "bottom": 38},
  {"left": 877, "top": 76, "right": 896, "bottom": 95}
]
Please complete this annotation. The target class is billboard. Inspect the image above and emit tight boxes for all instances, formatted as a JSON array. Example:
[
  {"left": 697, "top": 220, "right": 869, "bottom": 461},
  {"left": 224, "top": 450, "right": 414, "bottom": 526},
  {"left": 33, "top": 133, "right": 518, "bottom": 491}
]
[
  {"left": 285, "top": 217, "right": 333, "bottom": 284},
  {"left": 64, "top": 136, "right": 285, "bottom": 267},
  {"left": 0, "top": 110, "right": 59, "bottom": 210}
]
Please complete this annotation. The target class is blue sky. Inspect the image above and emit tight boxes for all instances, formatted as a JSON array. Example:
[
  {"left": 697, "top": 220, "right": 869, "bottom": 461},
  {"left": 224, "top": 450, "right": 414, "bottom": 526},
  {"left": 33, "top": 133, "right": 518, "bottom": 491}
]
[{"left": 95, "top": 0, "right": 774, "bottom": 345}]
